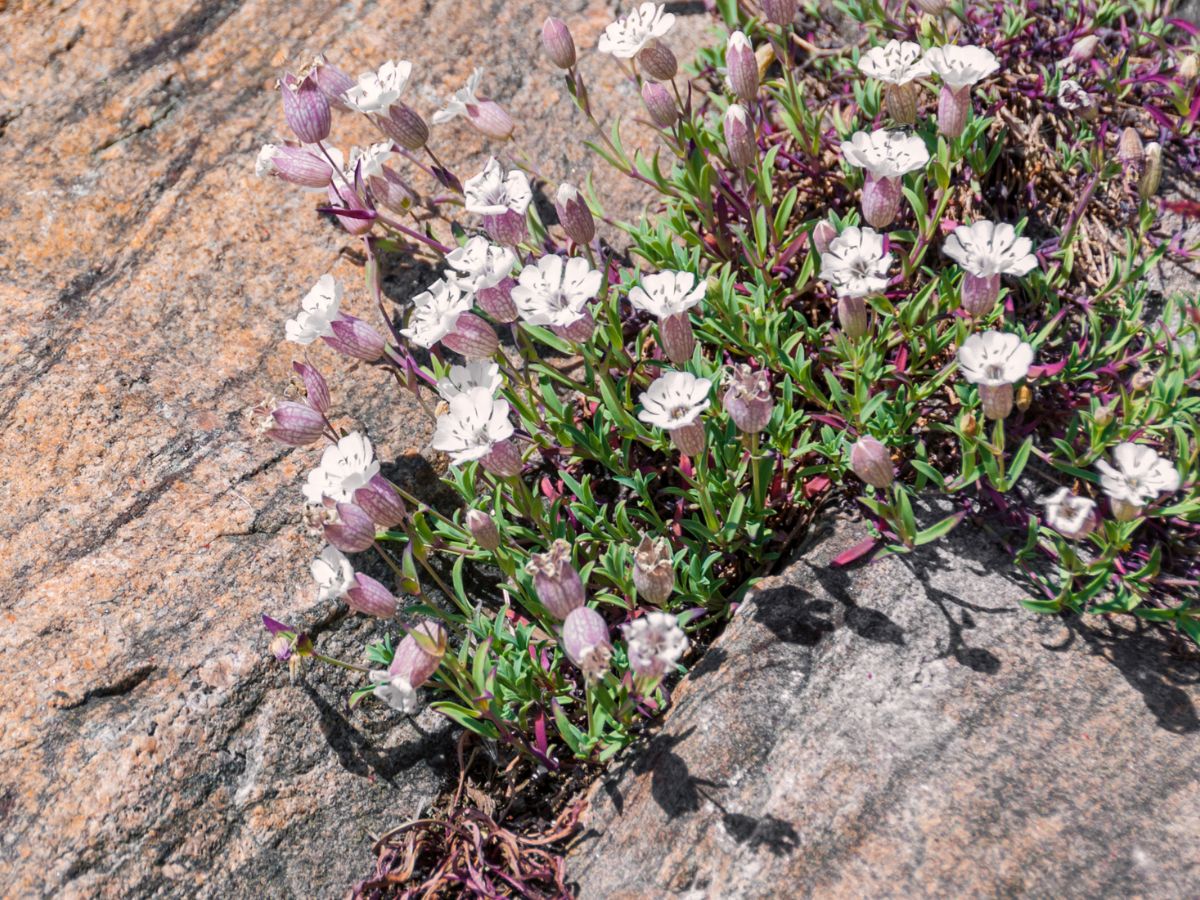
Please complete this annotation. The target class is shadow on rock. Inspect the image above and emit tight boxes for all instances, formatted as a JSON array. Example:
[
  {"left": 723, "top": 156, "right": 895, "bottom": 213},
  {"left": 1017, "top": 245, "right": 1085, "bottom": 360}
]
[
  {"left": 1067, "top": 618, "right": 1200, "bottom": 734},
  {"left": 721, "top": 812, "right": 800, "bottom": 857},
  {"left": 304, "top": 685, "right": 452, "bottom": 783},
  {"left": 750, "top": 586, "right": 836, "bottom": 646}
]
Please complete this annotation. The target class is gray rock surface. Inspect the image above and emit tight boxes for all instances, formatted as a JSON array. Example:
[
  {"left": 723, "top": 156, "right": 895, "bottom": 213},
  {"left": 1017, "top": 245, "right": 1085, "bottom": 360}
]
[{"left": 571, "top": 516, "right": 1200, "bottom": 898}]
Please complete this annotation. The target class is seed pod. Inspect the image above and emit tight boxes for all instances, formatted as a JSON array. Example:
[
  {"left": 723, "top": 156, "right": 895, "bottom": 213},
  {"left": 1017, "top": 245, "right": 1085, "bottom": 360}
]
[
  {"left": 1015, "top": 384, "right": 1033, "bottom": 411},
  {"left": 659, "top": 312, "right": 696, "bottom": 365},
  {"left": 1118, "top": 127, "right": 1144, "bottom": 167},
  {"left": 442, "top": 312, "right": 499, "bottom": 359},
  {"left": 346, "top": 573, "right": 398, "bottom": 618},
  {"left": 670, "top": 420, "right": 707, "bottom": 457},
  {"left": 861, "top": 174, "right": 901, "bottom": 228},
  {"left": 632, "top": 535, "right": 675, "bottom": 605},
  {"left": 527, "top": 539, "right": 585, "bottom": 620},
  {"left": 638, "top": 39, "right": 678, "bottom": 82},
  {"left": 324, "top": 502, "right": 377, "bottom": 553},
  {"left": 480, "top": 439, "right": 523, "bottom": 478},
  {"left": 280, "top": 71, "right": 331, "bottom": 144},
  {"left": 885, "top": 82, "right": 919, "bottom": 126},
  {"left": 325, "top": 314, "right": 387, "bottom": 361},
  {"left": 561, "top": 606, "right": 612, "bottom": 680},
  {"left": 354, "top": 475, "right": 407, "bottom": 528}
]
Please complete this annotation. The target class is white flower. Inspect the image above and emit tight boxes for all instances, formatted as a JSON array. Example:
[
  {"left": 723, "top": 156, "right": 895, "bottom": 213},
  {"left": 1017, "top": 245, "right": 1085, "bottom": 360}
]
[
  {"left": 369, "top": 671, "right": 418, "bottom": 713},
  {"left": 344, "top": 60, "right": 412, "bottom": 114},
  {"left": 638, "top": 371, "right": 712, "bottom": 430},
  {"left": 255, "top": 144, "right": 279, "bottom": 178},
  {"left": 1095, "top": 443, "right": 1181, "bottom": 506},
  {"left": 431, "top": 68, "right": 483, "bottom": 125},
  {"left": 858, "top": 40, "right": 932, "bottom": 85},
  {"left": 511, "top": 254, "right": 602, "bottom": 327},
  {"left": 401, "top": 279, "right": 473, "bottom": 348},
  {"left": 445, "top": 237, "right": 515, "bottom": 293},
  {"left": 1040, "top": 488, "right": 1098, "bottom": 540},
  {"left": 819, "top": 226, "right": 892, "bottom": 298},
  {"left": 628, "top": 271, "right": 706, "bottom": 318},
  {"left": 922, "top": 45, "right": 1000, "bottom": 89},
  {"left": 598, "top": 2, "right": 675, "bottom": 58},
  {"left": 285, "top": 274, "right": 343, "bottom": 344},
  {"left": 346, "top": 142, "right": 393, "bottom": 180},
  {"left": 311, "top": 545, "right": 354, "bottom": 602},
  {"left": 431, "top": 386, "right": 515, "bottom": 464},
  {"left": 623, "top": 611, "right": 688, "bottom": 678},
  {"left": 840, "top": 129, "right": 930, "bottom": 179},
  {"left": 464, "top": 157, "right": 532, "bottom": 217},
  {"left": 437, "top": 361, "right": 503, "bottom": 399},
  {"left": 943, "top": 220, "right": 1038, "bottom": 278},
  {"left": 957, "top": 331, "right": 1034, "bottom": 386},
  {"left": 1057, "top": 79, "right": 1093, "bottom": 111},
  {"left": 302, "top": 431, "right": 381, "bottom": 504}
]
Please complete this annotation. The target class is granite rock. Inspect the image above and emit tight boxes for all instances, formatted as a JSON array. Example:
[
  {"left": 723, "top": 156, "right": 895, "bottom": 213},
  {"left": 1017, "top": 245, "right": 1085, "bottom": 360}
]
[
  {"left": 571, "top": 517, "right": 1200, "bottom": 898},
  {"left": 0, "top": 1, "right": 708, "bottom": 896}
]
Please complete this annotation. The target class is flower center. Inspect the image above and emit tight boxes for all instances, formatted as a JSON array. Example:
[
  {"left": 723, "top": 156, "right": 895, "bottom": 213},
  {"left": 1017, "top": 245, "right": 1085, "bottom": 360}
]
[{"left": 984, "top": 363, "right": 1005, "bottom": 381}]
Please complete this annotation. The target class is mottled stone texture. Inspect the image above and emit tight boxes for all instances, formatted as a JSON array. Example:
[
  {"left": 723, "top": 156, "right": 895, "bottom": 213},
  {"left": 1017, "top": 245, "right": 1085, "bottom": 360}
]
[
  {"left": 0, "top": 1, "right": 706, "bottom": 895},
  {"left": 572, "top": 517, "right": 1200, "bottom": 898}
]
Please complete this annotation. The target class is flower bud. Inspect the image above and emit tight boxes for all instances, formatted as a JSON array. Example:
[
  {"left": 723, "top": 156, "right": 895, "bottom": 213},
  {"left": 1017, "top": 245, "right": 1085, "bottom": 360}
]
[
  {"left": 1093, "top": 404, "right": 1114, "bottom": 427},
  {"left": 376, "top": 103, "right": 429, "bottom": 151},
  {"left": 325, "top": 314, "right": 387, "bottom": 361},
  {"left": 541, "top": 17, "right": 577, "bottom": 69},
  {"left": 555, "top": 183, "right": 596, "bottom": 246},
  {"left": 723, "top": 365, "right": 774, "bottom": 434},
  {"left": 476, "top": 278, "right": 519, "bottom": 323},
  {"left": 837, "top": 295, "right": 869, "bottom": 339},
  {"left": 562, "top": 606, "right": 612, "bottom": 680},
  {"left": 978, "top": 382, "right": 1014, "bottom": 420},
  {"left": 960, "top": 272, "right": 1000, "bottom": 317},
  {"left": 256, "top": 399, "right": 325, "bottom": 446},
  {"left": 390, "top": 620, "right": 447, "bottom": 687},
  {"left": 371, "top": 167, "right": 419, "bottom": 213},
  {"left": 726, "top": 31, "right": 759, "bottom": 103},
  {"left": 632, "top": 535, "right": 675, "bottom": 604},
  {"left": 670, "top": 420, "right": 707, "bottom": 458},
  {"left": 483, "top": 209, "right": 527, "bottom": 246},
  {"left": 466, "top": 509, "right": 501, "bottom": 551},
  {"left": 850, "top": 436, "right": 894, "bottom": 488},
  {"left": 354, "top": 475, "right": 407, "bottom": 528},
  {"left": 269, "top": 634, "right": 294, "bottom": 661},
  {"left": 1139, "top": 142, "right": 1162, "bottom": 200},
  {"left": 659, "top": 312, "right": 696, "bottom": 365},
  {"left": 812, "top": 219, "right": 838, "bottom": 254},
  {"left": 468, "top": 100, "right": 515, "bottom": 141},
  {"left": 1015, "top": 384, "right": 1033, "bottom": 412},
  {"left": 962, "top": 411, "right": 978, "bottom": 437},
  {"left": 861, "top": 174, "right": 901, "bottom": 228},
  {"left": 293, "top": 361, "right": 331, "bottom": 413},
  {"left": 480, "top": 439, "right": 524, "bottom": 478},
  {"left": 527, "top": 539, "right": 585, "bottom": 619},
  {"left": 642, "top": 81, "right": 678, "bottom": 128},
  {"left": 552, "top": 310, "right": 596, "bottom": 343},
  {"left": 280, "top": 71, "right": 331, "bottom": 144},
  {"left": 1067, "top": 34, "right": 1099, "bottom": 65},
  {"left": 324, "top": 502, "right": 378, "bottom": 553},
  {"left": 346, "top": 572, "right": 398, "bottom": 617},
  {"left": 1118, "top": 127, "right": 1144, "bottom": 167},
  {"left": 638, "top": 39, "right": 678, "bottom": 82},
  {"left": 885, "top": 82, "right": 918, "bottom": 126},
  {"left": 442, "top": 312, "right": 499, "bottom": 359},
  {"left": 256, "top": 143, "right": 336, "bottom": 189},
  {"left": 724, "top": 104, "right": 756, "bottom": 169},
  {"left": 327, "top": 181, "right": 375, "bottom": 235},
  {"left": 761, "top": 0, "right": 797, "bottom": 25}
]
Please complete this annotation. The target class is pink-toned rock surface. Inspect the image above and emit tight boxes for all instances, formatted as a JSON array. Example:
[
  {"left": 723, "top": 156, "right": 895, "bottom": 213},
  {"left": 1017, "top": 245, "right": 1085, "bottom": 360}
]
[
  {"left": 0, "top": 1, "right": 709, "bottom": 895},
  {"left": 571, "top": 516, "right": 1200, "bottom": 898}
]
